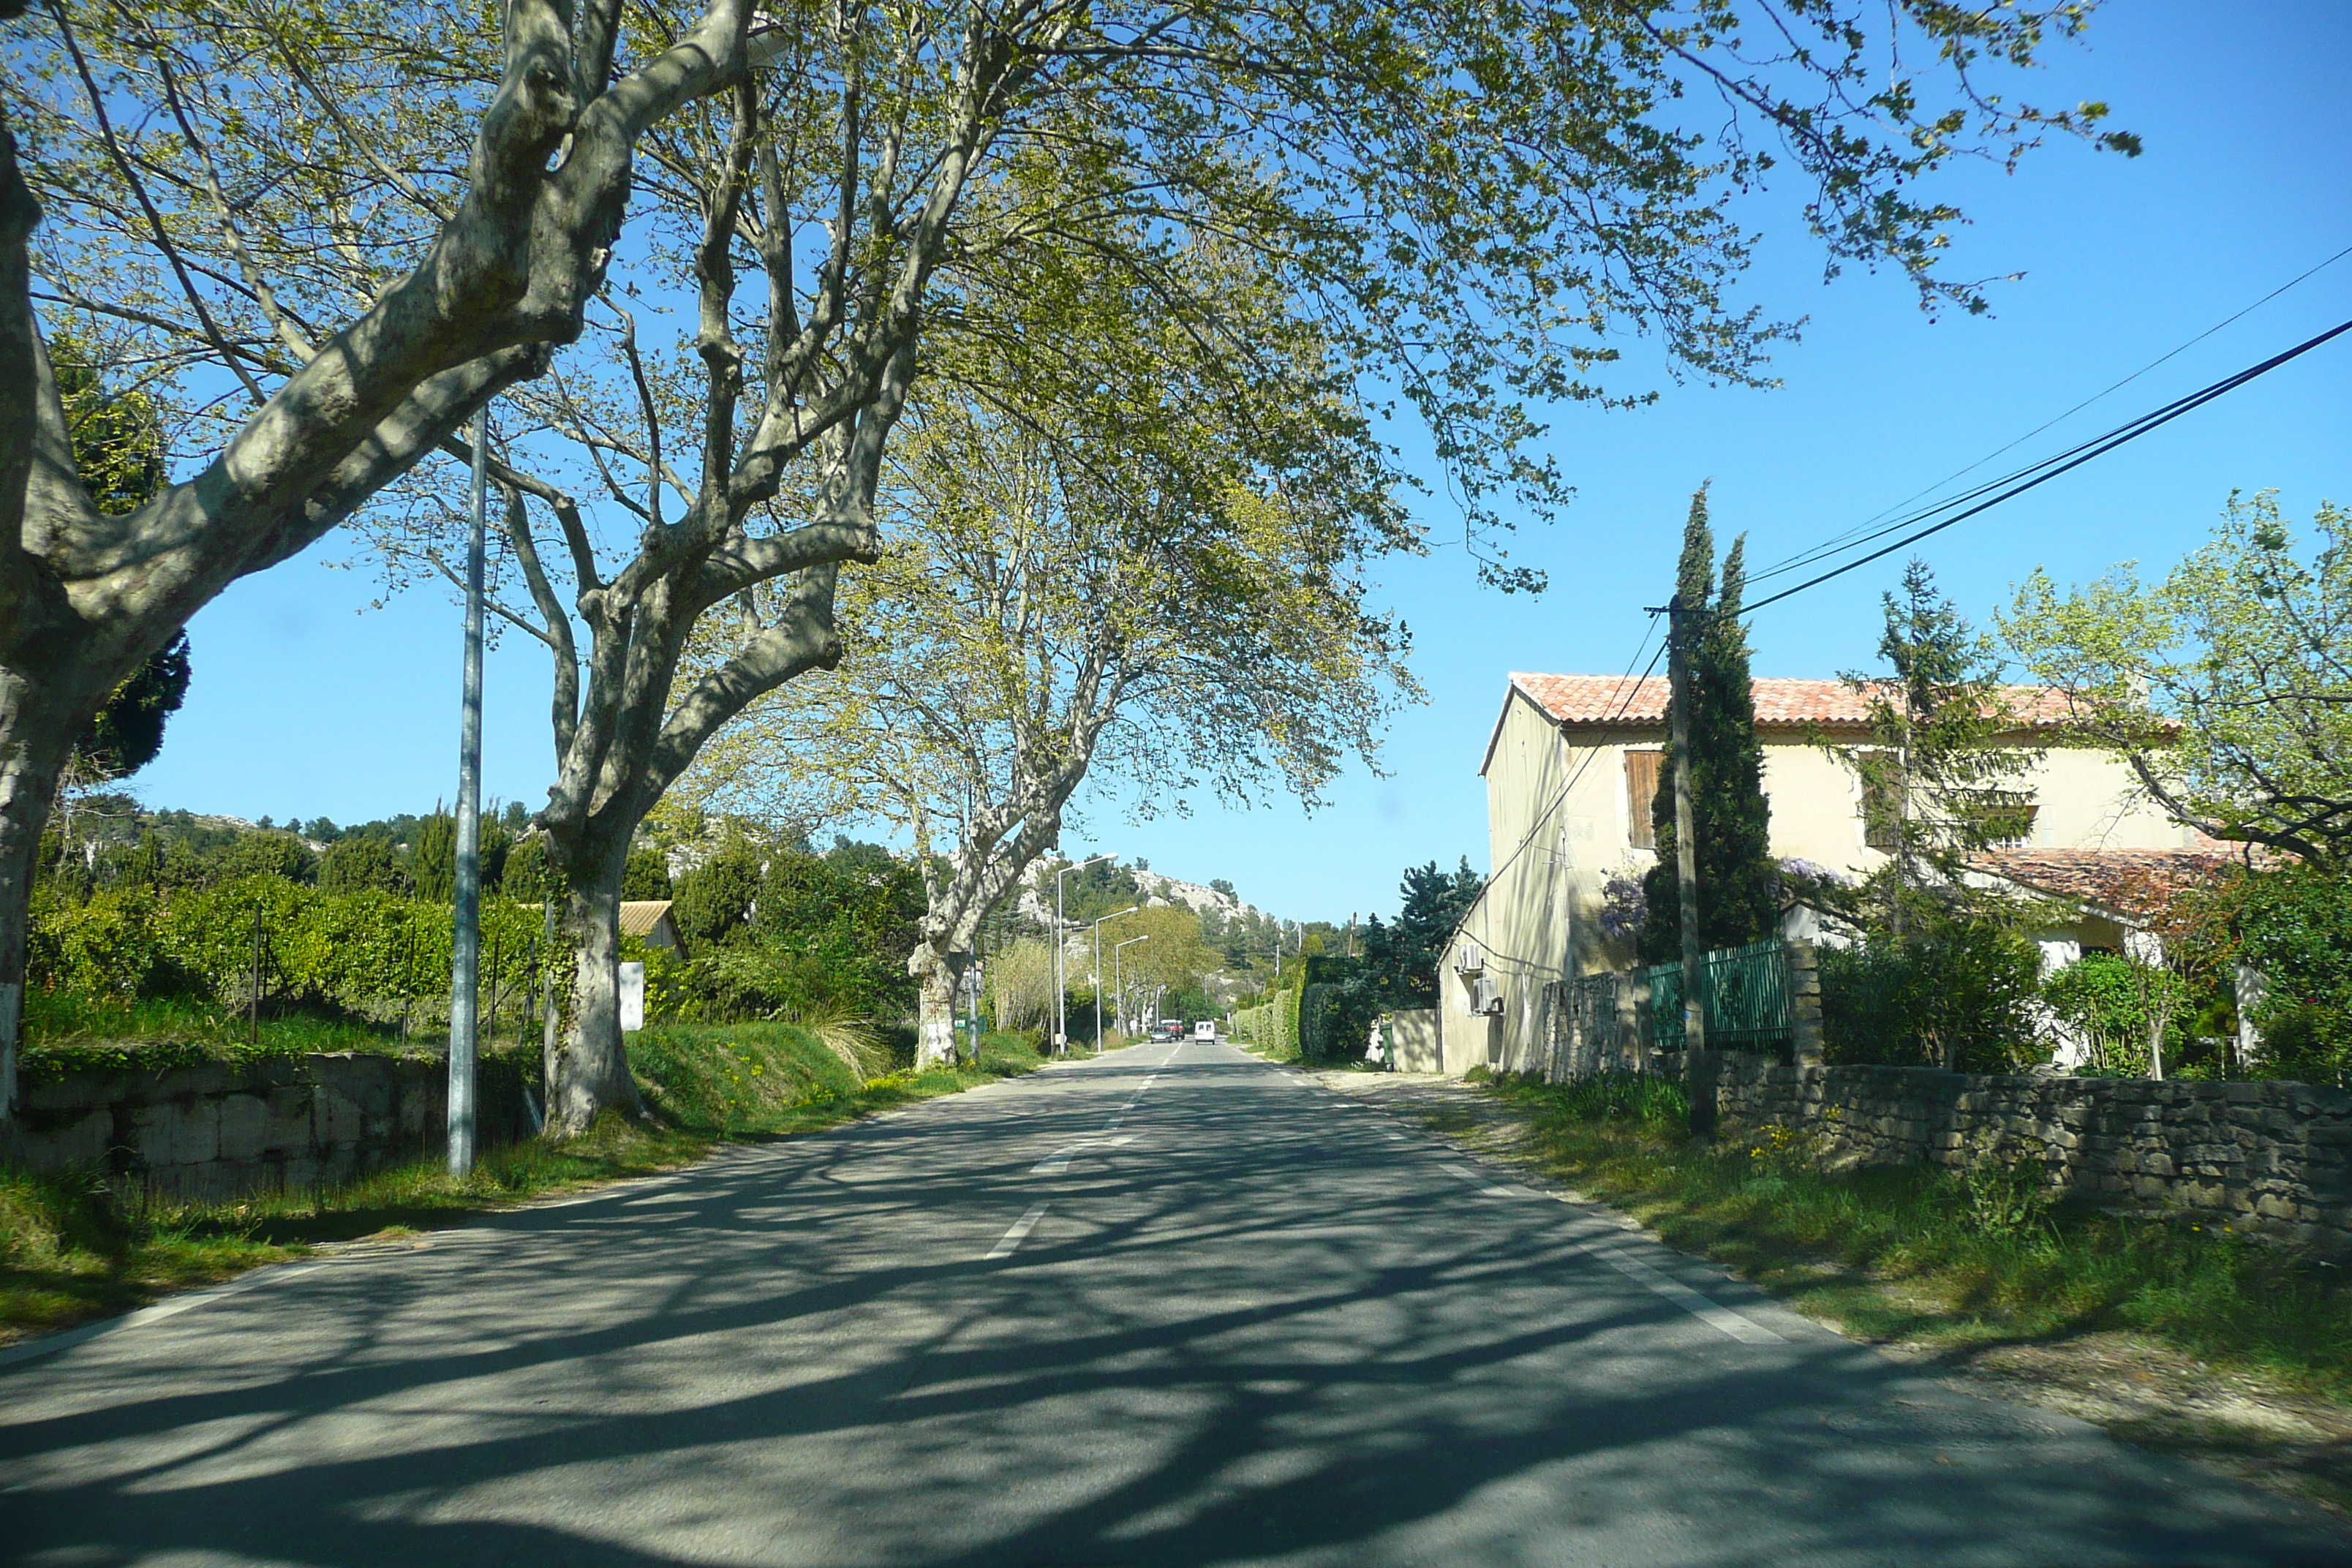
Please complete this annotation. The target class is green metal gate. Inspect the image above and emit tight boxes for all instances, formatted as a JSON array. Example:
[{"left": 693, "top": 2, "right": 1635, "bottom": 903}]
[{"left": 1643, "top": 940, "right": 1793, "bottom": 1052}]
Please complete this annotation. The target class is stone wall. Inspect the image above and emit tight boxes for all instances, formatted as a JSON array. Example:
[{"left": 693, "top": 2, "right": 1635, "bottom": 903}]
[
  {"left": 1714, "top": 1053, "right": 2352, "bottom": 1256},
  {"left": 5, "top": 1054, "right": 459, "bottom": 1201}
]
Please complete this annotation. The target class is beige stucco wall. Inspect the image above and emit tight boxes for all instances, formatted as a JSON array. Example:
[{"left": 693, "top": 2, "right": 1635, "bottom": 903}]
[
  {"left": 1382, "top": 1009, "right": 1443, "bottom": 1073},
  {"left": 1439, "top": 687, "right": 2194, "bottom": 1077}
]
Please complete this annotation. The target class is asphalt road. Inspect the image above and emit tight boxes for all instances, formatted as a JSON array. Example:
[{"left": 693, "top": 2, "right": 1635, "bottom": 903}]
[{"left": 3, "top": 1040, "right": 2344, "bottom": 1567}]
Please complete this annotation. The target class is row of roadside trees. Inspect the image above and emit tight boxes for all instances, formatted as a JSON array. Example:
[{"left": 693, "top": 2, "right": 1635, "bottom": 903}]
[{"left": 0, "top": 0, "right": 2143, "bottom": 1131}]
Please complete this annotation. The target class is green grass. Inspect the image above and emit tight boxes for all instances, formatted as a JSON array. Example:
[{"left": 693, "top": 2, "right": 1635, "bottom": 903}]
[
  {"left": 1470, "top": 1071, "right": 2352, "bottom": 1400},
  {"left": 1, "top": 1025, "right": 1047, "bottom": 1347},
  {"left": 23, "top": 991, "right": 427, "bottom": 1071},
  {"left": 631, "top": 1020, "right": 1045, "bottom": 1137}
]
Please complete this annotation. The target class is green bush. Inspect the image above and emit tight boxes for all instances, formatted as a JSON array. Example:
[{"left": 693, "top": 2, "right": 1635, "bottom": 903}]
[
  {"left": 27, "top": 878, "right": 553, "bottom": 1019},
  {"left": 1820, "top": 922, "right": 2046, "bottom": 1072},
  {"left": 2237, "top": 867, "right": 2352, "bottom": 1085},
  {"left": 2040, "top": 951, "right": 2183, "bottom": 1076}
]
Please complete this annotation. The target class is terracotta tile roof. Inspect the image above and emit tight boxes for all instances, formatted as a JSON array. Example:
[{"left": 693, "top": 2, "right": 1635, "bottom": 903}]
[
  {"left": 1967, "top": 848, "right": 2239, "bottom": 918},
  {"left": 1509, "top": 672, "right": 2078, "bottom": 730}
]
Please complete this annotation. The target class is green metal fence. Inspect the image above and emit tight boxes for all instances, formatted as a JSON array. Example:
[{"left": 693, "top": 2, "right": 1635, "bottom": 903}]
[{"left": 1643, "top": 940, "right": 1794, "bottom": 1052}]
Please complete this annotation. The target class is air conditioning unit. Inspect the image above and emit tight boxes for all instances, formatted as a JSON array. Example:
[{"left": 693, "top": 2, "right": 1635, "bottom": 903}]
[
  {"left": 1471, "top": 974, "right": 1504, "bottom": 1015},
  {"left": 1453, "top": 938, "right": 1485, "bottom": 974}
]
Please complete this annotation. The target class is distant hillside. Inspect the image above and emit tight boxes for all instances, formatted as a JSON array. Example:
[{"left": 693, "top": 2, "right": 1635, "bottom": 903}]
[{"left": 1014, "top": 862, "right": 1272, "bottom": 930}]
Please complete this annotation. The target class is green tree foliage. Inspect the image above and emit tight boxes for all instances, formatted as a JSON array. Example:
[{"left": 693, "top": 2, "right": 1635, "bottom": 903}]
[
  {"left": 1362, "top": 859, "right": 1485, "bottom": 1010},
  {"left": 1817, "top": 562, "right": 2047, "bottom": 1068},
  {"left": 2233, "top": 867, "right": 2352, "bottom": 1085},
  {"left": 52, "top": 339, "right": 190, "bottom": 788},
  {"left": 2005, "top": 491, "right": 2352, "bottom": 869},
  {"left": 407, "top": 813, "right": 456, "bottom": 905},
  {"left": 73, "top": 636, "right": 190, "bottom": 783},
  {"left": 318, "top": 836, "right": 408, "bottom": 896},
  {"left": 216, "top": 831, "right": 317, "bottom": 886},
  {"left": 2040, "top": 952, "right": 2187, "bottom": 1077},
  {"left": 621, "top": 850, "right": 674, "bottom": 902},
  {"left": 1837, "top": 560, "right": 2039, "bottom": 934},
  {"left": 500, "top": 836, "right": 559, "bottom": 903},
  {"left": 1819, "top": 921, "right": 2046, "bottom": 1074},
  {"left": 1642, "top": 491, "right": 1777, "bottom": 962},
  {"left": 671, "top": 835, "right": 766, "bottom": 950}
]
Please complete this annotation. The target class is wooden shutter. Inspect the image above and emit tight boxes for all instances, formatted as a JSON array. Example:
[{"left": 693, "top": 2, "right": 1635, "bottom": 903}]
[{"left": 1624, "top": 750, "right": 1662, "bottom": 848}]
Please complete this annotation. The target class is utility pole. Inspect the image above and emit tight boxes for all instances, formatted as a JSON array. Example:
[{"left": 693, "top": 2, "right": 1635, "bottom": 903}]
[
  {"left": 448, "top": 404, "right": 489, "bottom": 1177},
  {"left": 1667, "top": 592, "right": 1711, "bottom": 1136}
]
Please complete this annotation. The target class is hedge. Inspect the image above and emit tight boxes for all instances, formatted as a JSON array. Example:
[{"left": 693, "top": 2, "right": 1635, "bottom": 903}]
[{"left": 29, "top": 878, "right": 557, "bottom": 1015}]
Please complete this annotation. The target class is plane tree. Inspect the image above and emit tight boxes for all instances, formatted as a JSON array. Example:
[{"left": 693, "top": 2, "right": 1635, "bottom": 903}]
[
  {"left": 683, "top": 237, "right": 1413, "bottom": 1066},
  {"left": 0, "top": 0, "right": 769, "bottom": 1119}
]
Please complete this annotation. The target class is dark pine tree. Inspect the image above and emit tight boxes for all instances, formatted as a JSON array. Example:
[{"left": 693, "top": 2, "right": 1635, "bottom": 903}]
[
  {"left": 1640, "top": 491, "right": 1779, "bottom": 962},
  {"left": 1387, "top": 858, "right": 1485, "bottom": 1006},
  {"left": 56, "top": 338, "right": 190, "bottom": 783}
]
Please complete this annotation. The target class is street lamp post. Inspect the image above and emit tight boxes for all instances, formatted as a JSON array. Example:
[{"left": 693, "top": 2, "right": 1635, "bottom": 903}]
[
  {"left": 447, "top": 404, "right": 489, "bottom": 1177},
  {"left": 1053, "top": 853, "right": 1116, "bottom": 1055},
  {"left": 1091, "top": 905, "right": 1142, "bottom": 1054},
  {"left": 1114, "top": 933, "right": 1150, "bottom": 1041}
]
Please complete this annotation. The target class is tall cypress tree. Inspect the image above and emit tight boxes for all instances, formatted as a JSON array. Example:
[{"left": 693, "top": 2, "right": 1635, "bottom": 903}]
[{"left": 1640, "top": 491, "right": 1779, "bottom": 962}]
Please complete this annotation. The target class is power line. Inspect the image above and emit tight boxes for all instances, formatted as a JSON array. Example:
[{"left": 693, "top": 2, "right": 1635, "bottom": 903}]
[
  {"left": 1739, "top": 314, "right": 2352, "bottom": 620},
  {"left": 1750, "top": 240, "right": 2352, "bottom": 584}
]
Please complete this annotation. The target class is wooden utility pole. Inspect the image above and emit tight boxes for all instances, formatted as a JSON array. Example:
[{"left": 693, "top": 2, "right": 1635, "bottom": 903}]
[{"left": 1667, "top": 594, "right": 1713, "bottom": 1134}]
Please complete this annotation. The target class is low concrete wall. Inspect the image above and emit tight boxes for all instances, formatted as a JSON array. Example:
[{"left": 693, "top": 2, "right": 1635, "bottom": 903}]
[
  {"left": 6, "top": 1053, "right": 456, "bottom": 1201},
  {"left": 1715, "top": 1053, "right": 2352, "bottom": 1256}
]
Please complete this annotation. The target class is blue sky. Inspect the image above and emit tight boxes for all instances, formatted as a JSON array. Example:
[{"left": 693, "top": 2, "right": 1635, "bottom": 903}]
[{"left": 135, "top": 0, "right": 2350, "bottom": 924}]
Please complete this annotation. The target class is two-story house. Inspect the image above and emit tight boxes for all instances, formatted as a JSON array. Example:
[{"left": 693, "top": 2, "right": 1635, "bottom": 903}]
[{"left": 1433, "top": 672, "right": 2225, "bottom": 1074}]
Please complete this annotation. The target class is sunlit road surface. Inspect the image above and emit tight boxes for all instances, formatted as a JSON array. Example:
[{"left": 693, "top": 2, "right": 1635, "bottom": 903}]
[{"left": 4, "top": 1039, "right": 2343, "bottom": 1567}]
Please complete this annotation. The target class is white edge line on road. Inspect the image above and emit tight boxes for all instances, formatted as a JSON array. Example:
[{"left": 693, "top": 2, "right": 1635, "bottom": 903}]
[
  {"left": 1432, "top": 1160, "right": 1782, "bottom": 1345},
  {"left": 1582, "top": 1241, "right": 1784, "bottom": 1344},
  {"left": 0, "top": 1262, "right": 326, "bottom": 1371},
  {"left": 987, "top": 1202, "right": 1052, "bottom": 1259}
]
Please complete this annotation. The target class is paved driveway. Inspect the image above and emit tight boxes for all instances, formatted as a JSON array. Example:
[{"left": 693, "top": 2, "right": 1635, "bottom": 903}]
[{"left": 3, "top": 1041, "right": 2342, "bottom": 1566}]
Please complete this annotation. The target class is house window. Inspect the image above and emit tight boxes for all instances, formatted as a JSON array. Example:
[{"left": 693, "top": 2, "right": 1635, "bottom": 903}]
[{"left": 1624, "top": 750, "right": 1662, "bottom": 849}]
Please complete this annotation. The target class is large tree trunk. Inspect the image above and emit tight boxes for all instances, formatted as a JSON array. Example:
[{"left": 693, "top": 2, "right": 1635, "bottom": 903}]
[
  {"left": 0, "top": 666, "right": 97, "bottom": 1123},
  {"left": 911, "top": 943, "right": 964, "bottom": 1071},
  {"left": 546, "top": 833, "right": 647, "bottom": 1136}
]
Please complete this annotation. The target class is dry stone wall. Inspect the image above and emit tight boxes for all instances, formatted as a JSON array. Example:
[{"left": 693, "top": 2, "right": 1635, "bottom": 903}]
[
  {"left": 6, "top": 1054, "right": 454, "bottom": 1200},
  {"left": 1714, "top": 1053, "right": 2352, "bottom": 1256}
]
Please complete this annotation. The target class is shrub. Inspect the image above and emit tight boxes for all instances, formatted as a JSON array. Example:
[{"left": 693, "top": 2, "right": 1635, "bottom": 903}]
[
  {"left": 2040, "top": 951, "right": 2185, "bottom": 1076},
  {"left": 1821, "top": 923, "right": 2046, "bottom": 1072},
  {"left": 27, "top": 877, "right": 551, "bottom": 1017},
  {"left": 2236, "top": 866, "right": 2352, "bottom": 1085}
]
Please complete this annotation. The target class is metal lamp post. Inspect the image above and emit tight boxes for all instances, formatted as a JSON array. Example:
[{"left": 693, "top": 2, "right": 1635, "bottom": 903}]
[
  {"left": 1052, "top": 853, "right": 1116, "bottom": 1055},
  {"left": 447, "top": 404, "right": 489, "bottom": 1177},
  {"left": 1091, "top": 905, "right": 1141, "bottom": 1054},
  {"left": 1114, "top": 933, "right": 1150, "bottom": 1041}
]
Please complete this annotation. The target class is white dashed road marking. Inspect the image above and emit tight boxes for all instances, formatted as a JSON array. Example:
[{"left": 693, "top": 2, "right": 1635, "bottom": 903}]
[{"left": 987, "top": 1203, "right": 1052, "bottom": 1259}]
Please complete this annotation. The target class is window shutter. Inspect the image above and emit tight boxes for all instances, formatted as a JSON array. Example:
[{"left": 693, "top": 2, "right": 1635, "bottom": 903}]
[{"left": 1624, "top": 750, "right": 1662, "bottom": 848}]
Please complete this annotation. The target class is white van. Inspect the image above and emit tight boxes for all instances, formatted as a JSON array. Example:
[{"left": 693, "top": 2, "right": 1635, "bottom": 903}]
[{"left": 1192, "top": 1020, "right": 1217, "bottom": 1041}]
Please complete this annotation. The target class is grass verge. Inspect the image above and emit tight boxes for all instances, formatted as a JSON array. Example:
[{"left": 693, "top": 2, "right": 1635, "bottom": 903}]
[
  {"left": 1466, "top": 1071, "right": 2352, "bottom": 1395},
  {"left": 1, "top": 1026, "right": 1046, "bottom": 1349},
  {"left": 1409, "top": 1070, "right": 2352, "bottom": 1512}
]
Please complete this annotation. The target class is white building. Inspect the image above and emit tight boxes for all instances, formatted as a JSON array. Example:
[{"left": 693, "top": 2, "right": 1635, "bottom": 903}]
[{"left": 1433, "top": 672, "right": 2225, "bottom": 1074}]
